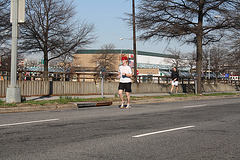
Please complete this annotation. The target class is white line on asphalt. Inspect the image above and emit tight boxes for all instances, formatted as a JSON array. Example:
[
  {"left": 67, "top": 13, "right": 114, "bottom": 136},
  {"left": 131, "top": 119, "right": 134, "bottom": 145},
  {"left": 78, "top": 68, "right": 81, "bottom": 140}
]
[
  {"left": 0, "top": 119, "right": 59, "bottom": 127},
  {"left": 182, "top": 104, "right": 207, "bottom": 108},
  {"left": 133, "top": 126, "right": 195, "bottom": 138}
]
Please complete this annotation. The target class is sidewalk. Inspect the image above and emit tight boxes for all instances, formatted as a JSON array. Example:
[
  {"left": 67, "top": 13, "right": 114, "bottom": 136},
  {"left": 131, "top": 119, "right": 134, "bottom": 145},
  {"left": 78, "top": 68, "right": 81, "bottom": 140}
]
[
  {"left": 1, "top": 93, "right": 170, "bottom": 101},
  {"left": 0, "top": 93, "right": 169, "bottom": 114},
  {"left": 0, "top": 92, "right": 239, "bottom": 114},
  {"left": 14, "top": 92, "right": 238, "bottom": 101}
]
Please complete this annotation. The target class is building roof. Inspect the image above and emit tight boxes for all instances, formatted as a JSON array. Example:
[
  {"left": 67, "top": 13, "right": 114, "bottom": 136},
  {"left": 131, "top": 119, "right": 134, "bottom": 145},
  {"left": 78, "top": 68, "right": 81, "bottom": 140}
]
[
  {"left": 75, "top": 49, "right": 177, "bottom": 58},
  {"left": 138, "top": 63, "right": 190, "bottom": 72},
  {"left": 138, "top": 63, "right": 170, "bottom": 70}
]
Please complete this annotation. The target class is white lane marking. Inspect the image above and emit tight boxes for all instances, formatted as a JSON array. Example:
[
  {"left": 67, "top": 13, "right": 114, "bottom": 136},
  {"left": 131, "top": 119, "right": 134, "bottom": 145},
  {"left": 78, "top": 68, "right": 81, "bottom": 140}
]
[
  {"left": 182, "top": 104, "right": 207, "bottom": 108},
  {"left": 133, "top": 126, "right": 195, "bottom": 138},
  {"left": 0, "top": 119, "right": 59, "bottom": 127}
]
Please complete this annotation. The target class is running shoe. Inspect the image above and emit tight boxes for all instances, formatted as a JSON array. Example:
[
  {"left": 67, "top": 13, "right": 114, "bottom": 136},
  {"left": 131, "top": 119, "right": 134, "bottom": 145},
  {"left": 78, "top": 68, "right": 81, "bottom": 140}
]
[
  {"left": 120, "top": 102, "right": 125, "bottom": 109},
  {"left": 126, "top": 104, "right": 131, "bottom": 109}
]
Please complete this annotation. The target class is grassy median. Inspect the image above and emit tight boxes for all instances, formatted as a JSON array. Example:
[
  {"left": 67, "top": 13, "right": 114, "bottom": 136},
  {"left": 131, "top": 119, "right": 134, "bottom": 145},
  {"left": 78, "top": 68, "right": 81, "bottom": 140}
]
[{"left": 0, "top": 92, "right": 239, "bottom": 108}]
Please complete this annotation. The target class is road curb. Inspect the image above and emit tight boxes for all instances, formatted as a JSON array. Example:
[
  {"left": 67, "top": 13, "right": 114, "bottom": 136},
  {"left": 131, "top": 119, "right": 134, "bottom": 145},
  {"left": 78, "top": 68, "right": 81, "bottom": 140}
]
[
  {"left": 0, "top": 101, "right": 113, "bottom": 113},
  {"left": 113, "top": 94, "right": 240, "bottom": 105},
  {"left": 0, "top": 95, "right": 239, "bottom": 114},
  {"left": 0, "top": 104, "right": 78, "bottom": 114}
]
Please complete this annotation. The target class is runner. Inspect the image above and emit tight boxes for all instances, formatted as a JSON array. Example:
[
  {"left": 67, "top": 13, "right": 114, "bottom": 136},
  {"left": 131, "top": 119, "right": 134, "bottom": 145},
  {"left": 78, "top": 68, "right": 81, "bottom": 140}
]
[
  {"left": 118, "top": 55, "right": 133, "bottom": 109},
  {"left": 170, "top": 66, "right": 179, "bottom": 94}
]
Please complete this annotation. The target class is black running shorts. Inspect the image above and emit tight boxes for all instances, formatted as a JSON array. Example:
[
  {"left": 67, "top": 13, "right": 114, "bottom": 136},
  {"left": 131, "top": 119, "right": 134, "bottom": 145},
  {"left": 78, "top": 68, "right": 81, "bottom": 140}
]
[{"left": 118, "top": 82, "right": 132, "bottom": 92}]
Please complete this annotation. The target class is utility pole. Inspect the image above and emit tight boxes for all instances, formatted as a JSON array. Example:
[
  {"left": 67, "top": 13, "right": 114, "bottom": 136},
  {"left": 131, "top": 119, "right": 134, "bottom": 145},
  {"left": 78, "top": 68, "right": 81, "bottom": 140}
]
[
  {"left": 208, "top": 53, "right": 210, "bottom": 80},
  {"left": 132, "top": 0, "right": 137, "bottom": 83},
  {"left": 6, "top": 0, "right": 25, "bottom": 103}
]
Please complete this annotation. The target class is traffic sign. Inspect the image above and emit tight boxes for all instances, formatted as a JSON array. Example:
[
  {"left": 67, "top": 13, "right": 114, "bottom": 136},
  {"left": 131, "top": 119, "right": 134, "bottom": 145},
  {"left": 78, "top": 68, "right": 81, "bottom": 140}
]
[{"left": 10, "top": 0, "right": 25, "bottom": 23}]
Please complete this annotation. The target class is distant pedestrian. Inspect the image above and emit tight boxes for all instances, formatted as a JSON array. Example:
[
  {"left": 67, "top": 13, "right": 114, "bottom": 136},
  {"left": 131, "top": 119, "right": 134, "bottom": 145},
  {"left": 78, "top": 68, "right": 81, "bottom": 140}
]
[
  {"left": 170, "top": 66, "right": 179, "bottom": 94},
  {"left": 118, "top": 55, "right": 133, "bottom": 109}
]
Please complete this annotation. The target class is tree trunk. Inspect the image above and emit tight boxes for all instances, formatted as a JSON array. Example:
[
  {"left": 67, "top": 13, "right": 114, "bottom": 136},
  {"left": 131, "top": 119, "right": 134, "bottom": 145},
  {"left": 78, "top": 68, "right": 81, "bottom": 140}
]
[
  {"left": 196, "top": 35, "right": 203, "bottom": 94},
  {"left": 43, "top": 48, "right": 48, "bottom": 81},
  {"left": 196, "top": 0, "right": 204, "bottom": 94}
]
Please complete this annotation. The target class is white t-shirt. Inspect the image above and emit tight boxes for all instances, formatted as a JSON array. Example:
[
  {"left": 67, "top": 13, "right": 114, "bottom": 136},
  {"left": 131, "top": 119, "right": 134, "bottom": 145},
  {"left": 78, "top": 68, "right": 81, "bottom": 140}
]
[{"left": 118, "top": 65, "right": 132, "bottom": 83}]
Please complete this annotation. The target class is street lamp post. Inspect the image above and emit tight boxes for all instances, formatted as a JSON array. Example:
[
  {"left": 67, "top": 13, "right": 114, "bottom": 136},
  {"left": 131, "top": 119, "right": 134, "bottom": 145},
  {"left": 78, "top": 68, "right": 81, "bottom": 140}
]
[
  {"left": 208, "top": 53, "right": 210, "bottom": 79},
  {"left": 6, "top": 0, "right": 21, "bottom": 103}
]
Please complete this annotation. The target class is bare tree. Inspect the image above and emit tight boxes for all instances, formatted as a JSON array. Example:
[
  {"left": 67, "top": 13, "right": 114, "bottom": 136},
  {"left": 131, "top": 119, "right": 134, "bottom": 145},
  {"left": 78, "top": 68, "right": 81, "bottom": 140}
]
[
  {"left": 182, "top": 51, "right": 196, "bottom": 77},
  {"left": 0, "top": 0, "right": 11, "bottom": 71},
  {"left": 20, "top": 0, "right": 96, "bottom": 79},
  {"left": 202, "top": 46, "right": 210, "bottom": 79},
  {"left": 132, "top": 0, "right": 239, "bottom": 94},
  {"left": 166, "top": 48, "right": 184, "bottom": 68},
  {"left": 0, "top": 47, "right": 11, "bottom": 71},
  {"left": 227, "top": 41, "right": 240, "bottom": 75},
  {"left": 208, "top": 46, "right": 227, "bottom": 81},
  {"left": 227, "top": 23, "right": 240, "bottom": 74},
  {"left": 0, "top": 0, "right": 11, "bottom": 48},
  {"left": 49, "top": 53, "right": 72, "bottom": 72},
  {"left": 90, "top": 44, "right": 118, "bottom": 72},
  {"left": 230, "top": 50, "right": 240, "bottom": 75}
]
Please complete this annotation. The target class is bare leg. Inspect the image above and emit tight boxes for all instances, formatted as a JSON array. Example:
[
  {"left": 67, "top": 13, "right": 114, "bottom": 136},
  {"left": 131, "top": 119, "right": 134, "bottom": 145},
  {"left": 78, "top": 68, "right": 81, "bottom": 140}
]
[
  {"left": 126, "top": 92, "right": 130, "bottom": 105},
  {"left": 118, "top": 90, "right": 124, "bottom": 103},
  {"left": 176, "top": 86, "right": 178, "bottom": 93},
  {"left": 170, "top": 85, "right": 174, "bottom": 93}
]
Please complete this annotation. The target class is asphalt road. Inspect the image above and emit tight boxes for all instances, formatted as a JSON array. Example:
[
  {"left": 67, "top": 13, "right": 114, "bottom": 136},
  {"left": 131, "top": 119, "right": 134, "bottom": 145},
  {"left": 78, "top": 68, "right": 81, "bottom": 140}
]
[{"left": 0, "top": 97, "right": 240, "bottom": 160}]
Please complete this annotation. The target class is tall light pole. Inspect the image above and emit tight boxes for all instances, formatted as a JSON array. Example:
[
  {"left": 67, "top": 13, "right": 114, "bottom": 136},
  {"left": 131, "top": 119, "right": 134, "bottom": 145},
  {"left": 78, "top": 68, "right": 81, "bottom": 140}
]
[
  {"left": 6, "top": 0, "right": 25, "bottom": 103},
  {"left": 132, "top": 0, "right": 137, "bottom": 83},
  {"left": 208, "top": 53, "right": 210, "bottom": 79}
]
